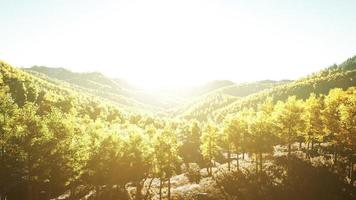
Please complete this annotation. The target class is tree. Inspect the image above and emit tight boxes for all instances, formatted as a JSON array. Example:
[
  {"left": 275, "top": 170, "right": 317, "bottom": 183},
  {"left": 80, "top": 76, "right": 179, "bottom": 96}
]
[
  {"left": 14, "top": 103, "right": 52, "bottom": 200},
  {"left": 201, "top": 123, "right": 220, "bottom": 176},
  {"left": 45, "top": 109, "right": 90, "bottom": 198},
  {"left": 4, "top": 77, "right": 27, "bottom": 107},
  {"left": 0, "top": 84, "right": 19, "bottom": 200},
  {"left": 179, "top": 120, "right": 203, "bottom": 167},
  {"left": 248, "top": 98, "right": 276, "bottom": 172},
  {"left": 338, "top": 87, "right": 356, "bottom": 182},
  {"left": 323, "top": 88, "right": 347, "bottom": 166},
  {"left": 153, "top": 126, "right": 180, "bottom": 200},
  {"left": 122, "top": 128, "right": 152, "bottom": 200},
  {"left": 305, "top": 93, "right": 324, "bottom": 157},
  {"left": 222, "top": 113, "right": 249, "bottom": 171},
  {"left": 274, "top": 96, "right": 305, "bottom": 157}
]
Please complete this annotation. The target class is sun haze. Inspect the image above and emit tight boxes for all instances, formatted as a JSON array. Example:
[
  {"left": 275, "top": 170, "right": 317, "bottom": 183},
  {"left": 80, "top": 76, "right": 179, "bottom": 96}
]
[{"left": 1, "top": 0, "right": 355, "bottom": 90}]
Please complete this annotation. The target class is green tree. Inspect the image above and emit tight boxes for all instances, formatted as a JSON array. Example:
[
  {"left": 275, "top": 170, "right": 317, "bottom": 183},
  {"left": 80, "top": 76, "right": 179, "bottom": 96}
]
[
  {"left": 153, "top": 126, "right": 180, "bottom": 200},
  {"left": 338, "top": 87, "right": 356, "bottom": 181},
  {"left": 323, "top": 88, "right": 346, "bottom": 166},
  {"left": 305, "top": 93, "right": 324, "bottom": 157},
  {"left": 122, "top": 128, "right": 152, "bottom": 200},
  {"left": 222, "top": 113, "right": 249, "bottom": 171},
  {"left": 274, "top": 96, "right": 305, "bottom": 157},
  {"left": 200, "top": 123, "right": 220, "bottom": 176},
  {"left": 14, "top": 103, "right": 52, "bottom": 200},
  {"left": 0, "top": 86, "right": 19, "bottom": 199},
  {"left": 179, "top": 120, "right": 203, "bottom": 167}
]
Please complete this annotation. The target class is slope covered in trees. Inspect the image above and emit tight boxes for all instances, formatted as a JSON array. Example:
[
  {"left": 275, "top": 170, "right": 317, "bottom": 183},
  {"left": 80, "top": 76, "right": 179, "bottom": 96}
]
[
  {"left": 214, "top": 56, "right": 356, "bottom": 122},
  {"left": 176, "top": 80, "right": 290, "bottom": 121},
  {"left": 26, "top": 67, "right": 292, "bottom": 116},
  {"left": 0, "top": 55, "right": 355, "bottom": 200},
  {"left": 25, "top": 66, "right": 163, "bottom": 112}
]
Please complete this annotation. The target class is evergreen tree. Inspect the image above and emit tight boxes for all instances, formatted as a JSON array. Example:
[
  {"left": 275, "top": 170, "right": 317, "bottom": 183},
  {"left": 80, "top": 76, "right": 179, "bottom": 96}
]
[
  {"left": 274, "top": 96, "right": 305, "bottom": 157},
  {"left": 200, "top": 123, "right": 220, "bottom": 176}
]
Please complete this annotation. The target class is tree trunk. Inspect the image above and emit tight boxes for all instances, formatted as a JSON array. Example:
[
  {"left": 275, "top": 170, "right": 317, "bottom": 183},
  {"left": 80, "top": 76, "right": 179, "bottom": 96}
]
[
  {"left": 350, "top": 161, "right": 354, "bottom": 184},
  {"left": 349, "top": 160, "right": 352, "bottom": 179},
  {"left": 209, "top": 137, "right": 212, "bottom": 176},
  {"left": 255, "top": 154, "right": 258, "bottom": 174},
  {"left": 242, "top": 152, "right": 245, "bottom": 160},
  {"left": 227, "top": 149, "right": 231, "bottom": 171},
  {"left": 159, "top": 179, "right": 162, "bottom": 200},
  {"left": 144, "top": 178, "right": 154, "bottom": 200},
  {"left": 333, "top": 145, "right": 338, "bottom": 168},
  {"left": 135, "top": 182, "right": 143, "bottom": 200},
  {"left": 27, "top": 184, "right": 33, "bottom": 200},
  {"left": 27, "top": 155, "right": 33, "bottom": 200},
  {"left": 69, "top": 185, "right": 75, "bottom": 200},
  {"left": 287, "top": 128, "right": 291, "bottom": 157},
  {"left": 95, "top": 186, "right": 100, "bottom": 200},
  {"left": 236, "top": 152, "right": 239, "bottom": 171},
  {"left": 167, "top": 177, "right": 171, "bottom": 200},
  {"left": 259, "top": 152, "right": 263, "bottom": 172}
]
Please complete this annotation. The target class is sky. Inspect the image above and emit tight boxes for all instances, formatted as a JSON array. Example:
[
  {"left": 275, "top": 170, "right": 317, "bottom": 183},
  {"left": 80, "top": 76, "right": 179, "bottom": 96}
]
[{"left": 1, "top": 0, "right": 355, "bottom": 90}]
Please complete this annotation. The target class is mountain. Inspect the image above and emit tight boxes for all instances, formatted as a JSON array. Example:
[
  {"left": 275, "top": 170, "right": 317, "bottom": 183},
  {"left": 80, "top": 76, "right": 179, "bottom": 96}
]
[
  {"left": 21, "top": 55, "right": 356, "bottom": 120},
  {"left": 213, "top": 56, "right": 356, "bottom": 122},
  {"left": 174, "top": 80, "right": 290, "bottom": 121},
  {"left": 24, "top": 66, "right": 258, "bottom": 114},
  {"left": 0, "top": 60, "right": 157, "bottom": 121},
  {"left": 25, "top": 66, "right": 167, "bottom": 112}
]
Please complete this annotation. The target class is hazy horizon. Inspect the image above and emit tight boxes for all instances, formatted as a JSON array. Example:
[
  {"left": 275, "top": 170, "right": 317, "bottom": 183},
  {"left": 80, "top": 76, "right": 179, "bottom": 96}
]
[{"left": 1, "top": 0, "right": 356, "bottom": 89}]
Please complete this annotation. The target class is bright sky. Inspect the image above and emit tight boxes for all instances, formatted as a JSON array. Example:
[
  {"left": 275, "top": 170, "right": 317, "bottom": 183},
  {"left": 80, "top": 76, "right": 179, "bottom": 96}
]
[{"left": 1, "top": 0, "right": 355, "bottom": 90}]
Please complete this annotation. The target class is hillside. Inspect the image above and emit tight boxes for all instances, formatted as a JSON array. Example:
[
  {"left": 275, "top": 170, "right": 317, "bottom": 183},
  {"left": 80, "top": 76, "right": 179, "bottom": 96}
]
[
  {"left": 214, "top": 56, "right": 356, "bottom": 121},
  {"left": 26, "top": 67, "right": 233, "bottom": 111},
  {"left": 25, "top": 66, "right": 162, "bottom": 112},
  {"left": 0, "top": 61, "right": 159, "bottom": 121},
  {"left": 176, "top": 80, "right": 290, "bottom": 121},
  {"left": 26, "top": 67, "right": 284, "bottom": 114},
  {"left": 1, "top": 57, "right": 356, "bottom": 200}
]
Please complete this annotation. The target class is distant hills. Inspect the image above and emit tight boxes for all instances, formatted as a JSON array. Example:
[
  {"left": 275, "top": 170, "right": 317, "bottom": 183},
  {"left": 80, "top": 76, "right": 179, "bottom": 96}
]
[
  {"left": 11, "top": 55, "right": 356, "bottom": 120},
  {"left": 24, "top": 66, "right": 287, "bottom": 112}
]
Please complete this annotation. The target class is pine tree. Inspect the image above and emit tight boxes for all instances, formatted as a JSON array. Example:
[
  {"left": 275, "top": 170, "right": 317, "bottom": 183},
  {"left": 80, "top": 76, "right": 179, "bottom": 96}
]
[
  {"left": 153, "top": 126, "right": 180, "bottom": 200},
  {"left": 200, "top": 123, "right": 220, "bottom": 176},
  {"left": 305, "top": 93, "right": 324, "bottom": 157},
  {"left": 274, "top": 96, "right": 305, "bottom": 157}
]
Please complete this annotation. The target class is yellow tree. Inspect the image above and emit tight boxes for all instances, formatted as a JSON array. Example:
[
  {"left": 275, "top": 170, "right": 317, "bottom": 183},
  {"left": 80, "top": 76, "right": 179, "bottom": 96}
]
[
  {"left": 250, "top": 98, "right": 276, "bottom": 172},
  {"left": 274, "top": 96, "right": 305, "bottom": 157},
  {"left": 339, "top": 87, "right": 356, "bottom": 181},
  {"left": 305, "top": 93, "right": 324, "bottom": 157},
  {"left": 222, "top": 112, "right": 249, "bottom": 171},
  {"left": 201, "top": 123, "right": 220, "bottom": 176},
  {"left": 323, "top": 88, "right": 347, "bottom": 165},
  {"left": 153, "top": 126, "right": 180, "bottom": 200}
]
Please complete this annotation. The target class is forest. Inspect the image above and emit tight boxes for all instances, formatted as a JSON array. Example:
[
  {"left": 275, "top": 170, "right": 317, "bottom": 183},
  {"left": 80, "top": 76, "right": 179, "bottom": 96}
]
[{"left": 0, "top": 56, "right": 355, "bottom": 200}]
